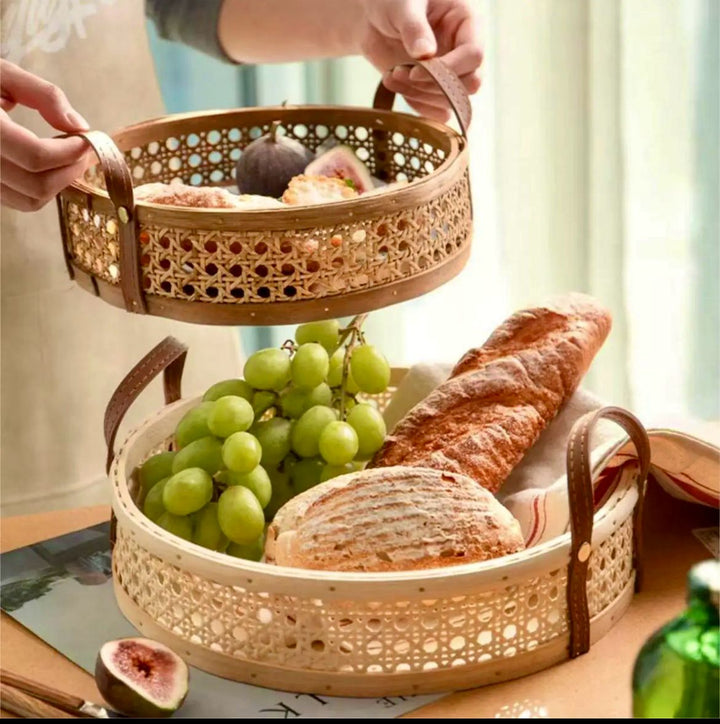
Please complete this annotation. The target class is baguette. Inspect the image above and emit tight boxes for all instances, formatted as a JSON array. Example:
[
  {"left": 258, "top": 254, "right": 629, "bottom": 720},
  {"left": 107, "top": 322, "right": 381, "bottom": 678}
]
[
  {"left": 368, "top": 293, "right": 612, "bottom": 493},
  {"left": 264, "top": 466, "right": 524, "bottom": 572}
]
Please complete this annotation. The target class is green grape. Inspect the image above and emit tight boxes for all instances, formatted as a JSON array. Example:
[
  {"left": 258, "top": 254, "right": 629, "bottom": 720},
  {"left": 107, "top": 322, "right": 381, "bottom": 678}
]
[
  {"left": 171, "top": 436, "right": 224, "bottom": 475},
  {"left": 289, "top": 457, "right": 325, "bottom": 493},
  {"left": 139, "top": 451, "right": 175, "bottom": 494},
  {"left": 291, "top": 405, "right": 338, "bottom": 458},
  {"left": 318, "top": 421, "right": 359, "bottom": 465},
  {"left": 350, "top": 344, "right": 391, "bottom": 394},
  {"left": 337, "top": 392, "right": 358, "bottom": 413},
  {"left": 142, "top": 477, "right": 169, "bottom": 522},
  {"left": 291, "top": 342, "right": 329, "bottom": 390},
  {"left": 252, "top": 390, "right": 278, "bottom": 418},
  {"left": 216, "top": 466, "right": 272, "bottom": 509},
  {"left": 244, "top": 348, "right": 291, "bottom": 391},
  {"left": 304, "top": 382, "right": 332, "bottom": 410},
  {"left": 162, "top": 467, "right": 213, "bottom": 516},
  {"left": 226, "top": 533, "right": 265, "bottom": 562},
  {"left": 347, "top": 403, "right": 387, "bottom": 458},
  {"left": 295, "top": 319, "right": 340, "bottom": 354},
  {"left": 156, "top": 511, "right": 193, "bottom": 541},
  {"left": 279, "top": 387, "right": 307, "bottom": 419},
  {"left": 202, "top": 378, "right": 254, "bottom": 403},
  {"left": 253, "top": 417, "right": 292, "bottom": 468},
  {"left": 320, "top": 462, "right": 359, "bottom": 482},
  {"left": 222, "top": 431, "right": 262, "bottom": 473},
  {"left": 217, "top": 485, "right": 265, "bottom": 544},
  {"left": 175, "top": 401, "right": 215, "bottom": 449},
  {"left": 207, "top": 395, "right": 254, "bottom": 438},
  {"left": 191, "top": 502, "right": 229, "bottom": 551},
  {"left": 264, "top": 468, "right": 295, "bottom": 521},
  {"left": 327, "top": 348, "right": 360, "bottom": 392}
]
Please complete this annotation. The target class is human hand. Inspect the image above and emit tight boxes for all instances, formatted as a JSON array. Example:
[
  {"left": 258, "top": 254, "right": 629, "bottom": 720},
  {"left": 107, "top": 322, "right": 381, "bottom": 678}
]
[
  {"left": 360, "top": 0, "right": 482, "bottom": 122},
  {"left": 1, "top": 60, "right": 90, "bottom": 211}
]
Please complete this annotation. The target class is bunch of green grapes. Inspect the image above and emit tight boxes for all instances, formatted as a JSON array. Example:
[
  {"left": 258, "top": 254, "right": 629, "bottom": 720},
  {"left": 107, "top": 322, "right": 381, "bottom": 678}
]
[{"left": 136, "top": 317, "right": 390, "bottom": 561}]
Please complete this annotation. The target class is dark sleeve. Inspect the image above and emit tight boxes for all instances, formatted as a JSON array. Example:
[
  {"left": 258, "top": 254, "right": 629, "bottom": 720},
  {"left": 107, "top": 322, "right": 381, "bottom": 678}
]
[{"left": 145, "top": 0, "right": 238, "bottom": 63}]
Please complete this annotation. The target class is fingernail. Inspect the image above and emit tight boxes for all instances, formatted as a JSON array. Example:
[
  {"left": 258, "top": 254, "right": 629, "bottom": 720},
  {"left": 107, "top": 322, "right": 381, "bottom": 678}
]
[
  {"left": 411, "top": 39, "right": 435, "bottom": 59},
  {"left": 65, "top": 110, "right": 90, "bottom": 130}
]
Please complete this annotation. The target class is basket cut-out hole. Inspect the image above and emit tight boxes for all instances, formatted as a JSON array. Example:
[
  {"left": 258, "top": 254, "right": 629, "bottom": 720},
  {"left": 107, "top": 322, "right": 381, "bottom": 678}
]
[
  {"left": 394, "top": 152, "right": 406, "bottom": 167},
  {"left": 423, "top": 639, "right": 438, "bottom": 654},
  {"left": 393, "top": 640, "right": 410, "bottom": 655},
  {"left": 165, "top": 137, "right": 180, "bottom": 151},
  {"left": 255, "top": 264, "right": 268, "bottom": 277},
  {"left": 394, "top": 616, "right": 410, "bottom": 631},
  {"left": 132, "top": 166, "right": 145, "bottom": 180},
  {"left": 130, "top": 146, "right": 142, "bottom": 159},
  {"left": 356, "top": 147, "right": 370, "bottom": 161},
  {"left": 207, "top": 286, "right": 219, "bottom": 298},
  {"left": 354, "top": 126, "right": 368, "bottom": 141},
  {"left": 527, "top": 593, "right": 539, "bottom": 609},
  {"left": 249, "top": 126, "right": 263, "bottom": 140},
  {"left": 210, "top": 169, "right": 224, "bottom": 183},
  {"left": 338, "top": 618, "right": 353, "bottom": 629},
  {"left": 228, "top": 128, "right": 241, "bottom": 142},
  {"left": 365, "top": 617, "right": 382, "bottom": 632},
  {"left": 172, "top": 604, "right": 184, "bottom": 619},
  {"left": 504, "top": 646, "right": 517, "bottom": 658},
  {"left": 448, "top": 613, "right": 466, "bottom": 628},
  {"left": 182, "top": 284, "right": 195, "bottom": 296},
  {"left": 311, "top": 640, "right": 325, "bottom": 652},
  {"left": 191, "top": 612, "right": 203, "bottom": 627},
  {"left": 335, "top": 125, "right": 348, "bottom": 139},
  {"left": 210, "top": 620, "right": 224, "bottom": 635},
  {"left": 281, "top": 263, "right": 295, "bottom": 276},
  {"left": 258, "top": 287, "right": 271, "bottom": 298},
  {"left": 233, "top": 626, "right": 248, "bottom": 642},
  {"left": 450, "top": 636, "right": 466, "bottom": 651},
  {"left": 229, "top": 241, "right": 242, "bottom": 254},
  {"left": 285, "top": 615, "right": 297, "bottom": 626},
  {"left": 478, "top": 653, "right": 492, "bottom": 663},
  {"left": 188, "top": 153, "right": 202, "bottom": 168},
  {"left": 421, "top": 615, "right": 438, "bottom": 630},
  {"left": 397, "top": 171, "right": 409, "bottom": 182},
  {"left": 230, "top": 264, "right": 242, "bottom": 277},
  {"left": 395, "top": 663, "right": 411, "bottom": 672},
  {"left": 423, "top": 661, "right": 438, "bottom": 671},
  {"left": 254, "top": 241, "right": 268, "bottom": 255},
  {"left": 207, "top": 130, "right": 221, "bottom": 145},
  {"left": 293, "top": 124, "right": 308, "bottom": 139},
  {"left": 452, "top": 658, "right": 467, "bottom": 667},
  {"left": 257, "top": 607, "right": 273, "bottom": 624},
  {"left": 547, "top": 609, "right": 561, "bottom": 625},
  {"left": 187, "top": 133, "right": 200, "bottom": 147},
  {"left": 161, "top": 281, "right": 172, "bottom": 293},
  {"left": 209, "top": 150, "right": 223, "bottom": 164},
  {"left": 526, "top": 617, "right": 539, "bottom": 633},
  {"left": 548, "top": 586, "right": 559, "bottom": 601},
  {"left": 503, "top": 624, "right": 517, "bottom": 640},
  {"left": 479, "top": 608, "right": 493, "bottom": 623},
  {"left": 477, "top": 630, "right": 492, "bottom": 645},
  {"left": 366, "top": 640, "right": 383, "bottom": 656},
  {"left": 339, "top": 642, "right": 353, "bottom": 655},
  {"left": 231, "top": 288, "right": 244, "bottom": 299},
  {"left": 504, "top": 601, "right": 518, "bottom": 617},
  {"left": 284, "top": 286, "right": 297, "bottom": 297},
  {"left": 315, "top": 124, "right": 329, "bottom": 139},
  {"left": 230, "top": 148, "right": 241, "bottom": 161}
]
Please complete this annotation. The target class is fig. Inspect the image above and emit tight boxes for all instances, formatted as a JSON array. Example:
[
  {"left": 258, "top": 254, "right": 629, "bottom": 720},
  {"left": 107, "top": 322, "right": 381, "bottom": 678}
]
[
  {"left": 305, "top": 145, "right": 374, "bottom": 194},
  {"left": 235, "top": 121, "right": 313, "bottom": 198},
  {"left": 95, "top": 638, "right": 189, "bottom": 718}
]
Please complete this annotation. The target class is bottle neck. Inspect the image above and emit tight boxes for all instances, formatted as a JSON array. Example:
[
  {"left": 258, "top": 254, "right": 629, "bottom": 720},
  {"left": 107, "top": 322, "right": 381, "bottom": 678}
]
[{"left": 687, "top": 594, "right": 719, "bottom": 626}]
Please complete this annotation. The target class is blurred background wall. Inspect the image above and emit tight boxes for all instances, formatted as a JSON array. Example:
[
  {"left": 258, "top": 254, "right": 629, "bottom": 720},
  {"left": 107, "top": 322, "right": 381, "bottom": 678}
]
[{"left": 146, "top": 0, "right": 719, "bottom": 428}]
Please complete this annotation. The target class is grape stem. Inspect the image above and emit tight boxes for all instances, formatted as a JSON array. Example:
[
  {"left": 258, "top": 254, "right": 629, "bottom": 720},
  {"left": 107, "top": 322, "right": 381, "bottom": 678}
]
[{"left": 338, "top": 314, "right": 367, "bottom": 420}]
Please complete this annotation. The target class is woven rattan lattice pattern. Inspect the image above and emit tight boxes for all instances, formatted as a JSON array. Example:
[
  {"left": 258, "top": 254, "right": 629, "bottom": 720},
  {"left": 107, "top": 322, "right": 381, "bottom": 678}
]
[{"left": 112, "top": 516, "right": 633, "bottom": 675}]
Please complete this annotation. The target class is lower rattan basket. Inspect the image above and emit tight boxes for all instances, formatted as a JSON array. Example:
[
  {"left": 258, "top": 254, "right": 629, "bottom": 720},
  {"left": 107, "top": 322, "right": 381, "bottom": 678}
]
[{"left": 105, "top": 338, "right": 651, "bottom": 697}]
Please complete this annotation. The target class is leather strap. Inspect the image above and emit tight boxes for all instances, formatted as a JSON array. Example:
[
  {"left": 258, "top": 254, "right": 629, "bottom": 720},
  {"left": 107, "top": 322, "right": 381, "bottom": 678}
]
[
  {"left": 64, "top": 130, "right": 146, "bottom": 314},
  {"left": 373, "top": 58, "right": 472, "bottom": 137},
  {"left": 104, "top": 336, "right": 188, "bottom": 475},
  {"left": 565, "top": 406, "right": 651, "bottom": 658}
]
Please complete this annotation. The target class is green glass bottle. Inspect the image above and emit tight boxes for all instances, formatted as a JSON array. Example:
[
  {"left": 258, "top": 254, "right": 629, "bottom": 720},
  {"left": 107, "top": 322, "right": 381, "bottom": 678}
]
[{"left": 632, "top": 559, "right": 719, "bottom": 718}]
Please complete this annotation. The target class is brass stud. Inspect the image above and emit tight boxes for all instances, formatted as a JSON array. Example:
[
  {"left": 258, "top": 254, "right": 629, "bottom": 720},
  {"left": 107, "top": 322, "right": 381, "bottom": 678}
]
[
  {"left": 118, "top": 206, "right": 129, "bottom": 224},
  {"left": 578, "top": 542, "right": 592, "bottom": 562}
]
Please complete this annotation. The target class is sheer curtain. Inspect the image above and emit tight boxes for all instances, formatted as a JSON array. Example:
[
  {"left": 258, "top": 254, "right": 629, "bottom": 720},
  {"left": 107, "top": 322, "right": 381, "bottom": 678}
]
[{"left": 147, "top": 0, "right": 718, "bottom": 424}]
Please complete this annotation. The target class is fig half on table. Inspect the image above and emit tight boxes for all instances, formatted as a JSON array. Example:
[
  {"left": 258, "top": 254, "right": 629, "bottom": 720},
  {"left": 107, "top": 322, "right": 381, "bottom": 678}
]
[{"left": 95, "top": 637, "right": 189, "bottom": 718}]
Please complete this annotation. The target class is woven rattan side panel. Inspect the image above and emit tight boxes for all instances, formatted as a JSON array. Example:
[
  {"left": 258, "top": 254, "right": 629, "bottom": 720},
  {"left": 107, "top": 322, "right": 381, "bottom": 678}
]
[{"left": 113, "top": 516, "right": 634, "bottom": 675}]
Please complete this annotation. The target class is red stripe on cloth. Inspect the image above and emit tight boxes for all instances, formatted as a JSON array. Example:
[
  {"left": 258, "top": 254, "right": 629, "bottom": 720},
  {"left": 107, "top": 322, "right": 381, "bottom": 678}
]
[{"left": 662, "top": 472, "right": 720, "bottom": 508}]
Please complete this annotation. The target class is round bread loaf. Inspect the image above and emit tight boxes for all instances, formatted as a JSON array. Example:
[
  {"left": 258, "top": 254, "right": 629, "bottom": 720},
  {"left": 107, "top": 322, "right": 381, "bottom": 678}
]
[{"left": 264, "top": 466, "right": 525, "bottom": 572}]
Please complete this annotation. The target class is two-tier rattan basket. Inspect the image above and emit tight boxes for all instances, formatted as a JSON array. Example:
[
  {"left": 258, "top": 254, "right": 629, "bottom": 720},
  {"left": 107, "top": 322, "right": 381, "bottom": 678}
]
[
  {"left": 104, "top": 338, "right": 652, "bottom": 697},
  {"left": 56, "top": 59, "right": 473, "bottom": 326}
]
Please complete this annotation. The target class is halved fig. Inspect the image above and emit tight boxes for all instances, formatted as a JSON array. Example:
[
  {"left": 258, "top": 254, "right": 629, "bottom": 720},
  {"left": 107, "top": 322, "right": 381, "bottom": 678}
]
[
  {"left": 305, "top": 146, "right": 374, "bottom": 194},
  {"left": 95, "top": 637, "right": 189, "bottom": 718}
]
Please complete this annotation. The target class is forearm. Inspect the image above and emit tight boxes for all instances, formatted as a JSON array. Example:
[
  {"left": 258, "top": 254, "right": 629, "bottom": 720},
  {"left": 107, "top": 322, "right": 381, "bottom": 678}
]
[{"left": 218, "top": 0, "right": 366, "bottom": 64}]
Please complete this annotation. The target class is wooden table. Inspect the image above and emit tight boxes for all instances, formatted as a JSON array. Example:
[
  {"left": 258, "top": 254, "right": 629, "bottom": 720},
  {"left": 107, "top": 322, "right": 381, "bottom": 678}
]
[{"left": 1, "top": 482, "right": 716, "bottom": 718}]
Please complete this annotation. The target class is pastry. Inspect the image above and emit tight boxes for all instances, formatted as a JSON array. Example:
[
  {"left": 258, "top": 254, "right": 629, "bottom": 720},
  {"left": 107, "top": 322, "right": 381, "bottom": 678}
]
[
  {"left": 368, "top": 293, "right": 612, "bottom": 493},
  {"left": 265, "top": 466, "right": 525, "bottom": 572},
  {"left": 134, "top": 182, "right": 284, "bottom": 210},
  {"left": 281, "top": 174, "right": 358, "bottom": 206}
]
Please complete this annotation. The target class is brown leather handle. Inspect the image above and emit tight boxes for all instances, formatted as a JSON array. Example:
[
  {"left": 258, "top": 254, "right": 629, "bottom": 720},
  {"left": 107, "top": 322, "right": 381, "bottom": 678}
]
[
  {"left": 373, "top": 58, "right": 472, "bottom": 137},
  {"left": 104, "top": 336, "right": 188, "bottom": 474},
  {"left": 65, "top": 130, "right": 146, "bottom": 314},
  {"left": 565, "top": 406, "right": 651, "bottom": 659}
]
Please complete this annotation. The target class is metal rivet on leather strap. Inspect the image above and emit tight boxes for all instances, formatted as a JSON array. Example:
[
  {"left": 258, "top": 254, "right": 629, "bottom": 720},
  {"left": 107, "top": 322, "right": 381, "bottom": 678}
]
[
  {"left": 118, "top": 206, "right": 129, "bottom": 224},
  {"left": 578, "top": 542, "right": 592, "bottom": 562}
]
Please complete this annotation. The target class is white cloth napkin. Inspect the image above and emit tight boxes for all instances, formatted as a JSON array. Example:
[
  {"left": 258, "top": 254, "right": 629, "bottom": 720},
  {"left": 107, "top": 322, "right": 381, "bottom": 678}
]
[{"left": 384, "top": 364, "right": 720, "bottom": 547}]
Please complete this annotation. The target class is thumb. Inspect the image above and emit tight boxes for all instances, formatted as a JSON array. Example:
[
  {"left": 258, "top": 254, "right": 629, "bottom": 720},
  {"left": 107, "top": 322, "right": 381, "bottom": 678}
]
[
  {"left": 0, "top": 61, "right": 88, "bottom": 132},
  {"left": 395, "top": 0, "right": 436, "bottom": 59}
]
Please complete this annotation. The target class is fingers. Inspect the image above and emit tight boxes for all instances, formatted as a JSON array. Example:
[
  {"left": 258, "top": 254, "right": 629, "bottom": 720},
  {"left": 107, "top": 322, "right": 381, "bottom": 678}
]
[
  {"left": 402, "top": 98, "right": 451, "bottom": 124},
  {"left": 1, "top": 184, "right": 48, "bottom": 212},
  {"left": 408, "top": 43, "right": 483, "bottom": 82},
  {"left": 389, "top": 0, "right": 436, "bottom": 59},
  {"left": 1, "top": 112, "right": 89, "bottom": 172},
  {"left": 1, "top": 156, "right": 89, "bottom": 206},
  {"left": 0, "top": 59, "right": 88, "bottom": 132}
]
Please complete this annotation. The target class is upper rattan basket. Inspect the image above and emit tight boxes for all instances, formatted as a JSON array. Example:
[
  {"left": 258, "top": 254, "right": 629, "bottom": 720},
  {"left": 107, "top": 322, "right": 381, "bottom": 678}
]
[
  {"left": 56, "top": 59, "right": 473, "bottom": 326},
  {"left": 105, "top": 338, "right": 652, "bottom": 697}
]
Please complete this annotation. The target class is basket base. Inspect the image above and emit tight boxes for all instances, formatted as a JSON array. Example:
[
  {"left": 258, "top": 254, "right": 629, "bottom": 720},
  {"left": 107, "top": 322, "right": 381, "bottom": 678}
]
[
  {"left": 69, "top": 243, "right": 471, "bottom": 326},
  {"left": 114, "top": 574, "right": 635, "bottom": 698}
]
